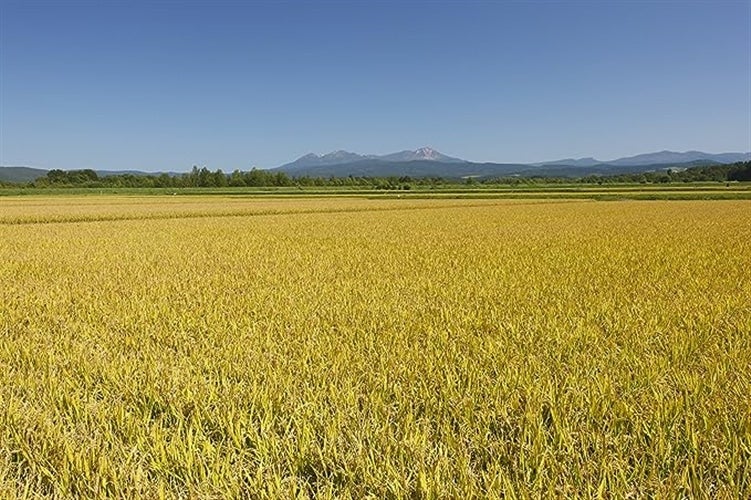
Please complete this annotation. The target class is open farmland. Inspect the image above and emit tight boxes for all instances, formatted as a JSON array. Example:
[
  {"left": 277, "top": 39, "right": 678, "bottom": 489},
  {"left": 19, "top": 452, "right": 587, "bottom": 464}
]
[{"left": 0, "top": 195, "right": 749, "bottom": 498}]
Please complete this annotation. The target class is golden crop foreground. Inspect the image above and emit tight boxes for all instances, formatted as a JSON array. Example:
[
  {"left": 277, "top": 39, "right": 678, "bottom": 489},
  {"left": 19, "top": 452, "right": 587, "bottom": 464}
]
[{"left": 0, "top": 197, "right": 749, "bottom": 498}]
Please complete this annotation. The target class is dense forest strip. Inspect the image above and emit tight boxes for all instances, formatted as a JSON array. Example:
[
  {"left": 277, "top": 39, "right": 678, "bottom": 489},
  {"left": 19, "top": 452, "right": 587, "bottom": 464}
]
[{"left": 2, "top": 161, "right": 749, "bottom": 190}]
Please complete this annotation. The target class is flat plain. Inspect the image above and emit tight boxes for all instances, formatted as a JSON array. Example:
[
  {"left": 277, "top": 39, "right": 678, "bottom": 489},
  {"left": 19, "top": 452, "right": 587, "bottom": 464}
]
[{"left": 1, "top": 194, "right": 749, "bottom": 498}]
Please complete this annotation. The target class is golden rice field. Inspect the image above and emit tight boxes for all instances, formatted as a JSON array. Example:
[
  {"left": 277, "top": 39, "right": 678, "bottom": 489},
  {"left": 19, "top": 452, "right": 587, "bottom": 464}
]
[{"left": 0, "top": 195, "right": 749, "bottom": 498}]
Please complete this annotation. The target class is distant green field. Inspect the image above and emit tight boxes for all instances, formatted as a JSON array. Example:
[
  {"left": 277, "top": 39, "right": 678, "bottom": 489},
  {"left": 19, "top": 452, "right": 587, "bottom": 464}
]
[{"left": 1, "top": 183, "right": 750, "bottom": 200}]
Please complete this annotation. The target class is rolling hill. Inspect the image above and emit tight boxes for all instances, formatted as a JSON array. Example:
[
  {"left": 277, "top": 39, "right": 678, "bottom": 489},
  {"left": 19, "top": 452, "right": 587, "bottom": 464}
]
[{"left": 0, "top": 166, "right": 49, "bottom": 183}]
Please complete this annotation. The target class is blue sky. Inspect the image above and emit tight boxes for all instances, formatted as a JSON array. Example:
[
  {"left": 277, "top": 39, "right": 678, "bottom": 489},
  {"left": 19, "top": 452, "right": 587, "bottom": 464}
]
[{"left": 1, "top": 1, "right": 749, "bottom": 171}]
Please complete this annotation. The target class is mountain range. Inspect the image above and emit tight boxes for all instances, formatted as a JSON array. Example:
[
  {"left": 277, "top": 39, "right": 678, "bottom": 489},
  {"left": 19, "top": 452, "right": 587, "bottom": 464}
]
[
  {"left": 273, "top": 148, "right": 751, "bottom": 178},
  {"left": 280, "top": 147, "right": 464, "bottom": 171},
  {"left": 1, "top": 149, "right": 749, "bottom": 183}
]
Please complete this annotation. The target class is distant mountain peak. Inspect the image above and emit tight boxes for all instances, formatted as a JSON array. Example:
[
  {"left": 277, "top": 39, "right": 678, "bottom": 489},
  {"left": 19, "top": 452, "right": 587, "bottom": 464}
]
[
  {"left": 415, "top": 146, "right": 441, "bottom": 158},
  {"left": 379, "top": 147, "right": 465, "bottom": 163},
  {"left": 407, "top": 147, "right": 457, "bottom": 161}
]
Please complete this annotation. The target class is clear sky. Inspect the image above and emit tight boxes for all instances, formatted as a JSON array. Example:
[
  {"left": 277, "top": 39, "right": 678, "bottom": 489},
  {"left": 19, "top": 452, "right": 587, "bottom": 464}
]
[{"left": 1, "top": 0, "right": 749, "bottom": 171}]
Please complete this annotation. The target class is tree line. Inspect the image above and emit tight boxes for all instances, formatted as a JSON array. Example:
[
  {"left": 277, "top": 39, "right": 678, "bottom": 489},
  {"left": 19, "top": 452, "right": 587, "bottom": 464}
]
[
  {"left": 29, "top": 166, "right": 444, "bottom": 190},
  {"left": 484, "top": 162, "right": 751, "bottom": 185},
  {"left": 17, "top": 161, "right": 751, "bottom": 189}
]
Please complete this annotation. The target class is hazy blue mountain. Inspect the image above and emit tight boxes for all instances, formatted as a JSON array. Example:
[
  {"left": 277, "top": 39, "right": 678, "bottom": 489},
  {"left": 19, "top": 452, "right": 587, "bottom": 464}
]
[
  {"left": 606, "top": 150, "right": 750, "bottom": 166},
  {"left": 0, "top": 166, "right": 49, "bottom": 183},
  {"left": 534, "top": 151, "right": 750, "bottom": 168},
  {"left": 534, "top": 157, "right": 602, "bottom": 167}
]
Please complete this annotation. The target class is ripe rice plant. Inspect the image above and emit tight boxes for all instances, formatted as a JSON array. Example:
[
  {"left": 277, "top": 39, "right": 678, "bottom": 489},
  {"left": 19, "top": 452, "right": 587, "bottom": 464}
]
[{"left": 0, "top": 196, "right": 749, "bottom": 498}]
